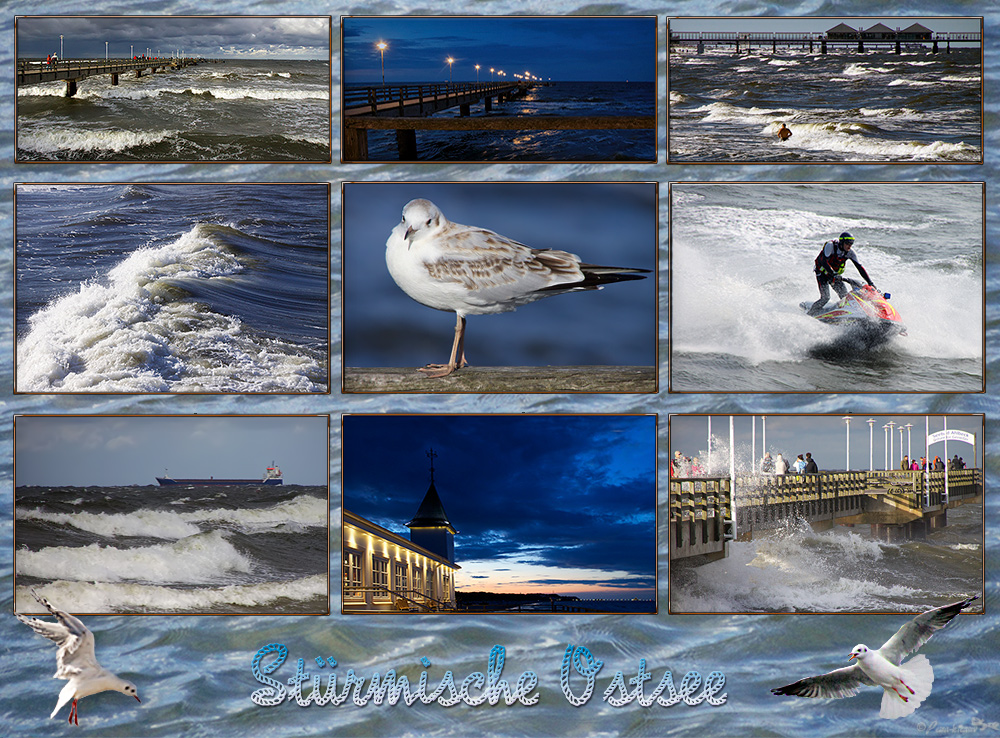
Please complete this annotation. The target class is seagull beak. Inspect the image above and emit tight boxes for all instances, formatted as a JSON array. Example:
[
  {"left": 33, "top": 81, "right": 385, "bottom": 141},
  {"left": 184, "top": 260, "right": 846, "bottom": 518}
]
[
  {"left": 404, "top": 226, "right": 414, "bottom": 240},
  {"left": 135, "top": 695, "right": 142, "bottom": 703},
  {"left": 848, "top": 653, "right": 856, "bottom": 661}
]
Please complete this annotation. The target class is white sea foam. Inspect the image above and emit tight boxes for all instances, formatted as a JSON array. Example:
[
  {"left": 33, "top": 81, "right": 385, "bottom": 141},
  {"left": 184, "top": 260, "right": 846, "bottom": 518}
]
[
  {"left": 17, "top": 494, "right": 327, "bottom": 540},
  {"left": 16, "top": 225, "right": 326, "bottom": 392},
  {"left": 14, "top": 574, "right": 326, "bottom": 613},
  {"left": 16, "top": 127, "right": 176, "bottom": 155},
  {"left": 17, "top": 530, "right": 252, "bottom": 584}
]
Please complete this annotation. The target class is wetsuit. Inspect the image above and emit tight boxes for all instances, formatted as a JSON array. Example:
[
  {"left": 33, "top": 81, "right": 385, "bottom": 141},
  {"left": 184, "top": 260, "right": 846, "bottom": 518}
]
[{"left": 809, "top": 240, "right": 875, "bottom": 315}]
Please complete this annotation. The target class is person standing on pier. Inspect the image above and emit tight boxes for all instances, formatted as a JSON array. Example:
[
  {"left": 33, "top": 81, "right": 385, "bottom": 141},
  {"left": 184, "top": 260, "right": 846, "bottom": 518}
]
[
  {"left": 808, "top": 232, "right": 877, "bottom": 315},
  {"left": 804, "top": 453, "right": 818, "bottom": 473}
]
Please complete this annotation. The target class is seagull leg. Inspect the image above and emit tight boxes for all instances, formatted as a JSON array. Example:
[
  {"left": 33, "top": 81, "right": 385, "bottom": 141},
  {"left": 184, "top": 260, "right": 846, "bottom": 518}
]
[
  {"left": 419, "top": 314, "right": 466, "bottom": 378},
  {"left": 891, "top": 687, "right": 909, "bottom": 702},
  {"left": 69, "top": 699, "right": 78, "bottom": 725}
]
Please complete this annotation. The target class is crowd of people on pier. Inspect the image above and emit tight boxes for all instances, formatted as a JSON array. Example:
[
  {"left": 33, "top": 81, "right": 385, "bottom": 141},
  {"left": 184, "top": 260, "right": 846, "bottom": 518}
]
[{"left": 900, "top": 454, "right": 967, "bottom": 471}]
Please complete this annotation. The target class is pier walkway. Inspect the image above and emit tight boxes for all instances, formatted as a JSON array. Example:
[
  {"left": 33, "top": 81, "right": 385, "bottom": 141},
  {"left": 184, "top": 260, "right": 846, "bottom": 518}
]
[
  {"left": 669, "top": 468, "right": 983, "bottom": 563},
  {"left": 17, "top": 57, "right": 207, "bottom": 97},
  {"left": 670, "top": 31, "right": 982, "bottom": 55},
  {"left": 342, "top": 80, "right": 654, "bottom": 161}
]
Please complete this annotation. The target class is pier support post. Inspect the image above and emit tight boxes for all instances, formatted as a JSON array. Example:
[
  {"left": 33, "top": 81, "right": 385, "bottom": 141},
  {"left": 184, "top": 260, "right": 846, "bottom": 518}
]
[
  {"left": 895, "top": 40, "right": 901, "bottom": 54},
  {"left": 697, "top": 40, "right": 704, "bottom": 54},
  {"left": 459, "top": 103, "right": 470, "bottom": 117},
  {"left": 111, "top": 73, "right": 119, "bottom": 85},
  {"left": 933, "top": 40, "right": 939, "bottom": 53},
  {"left": 64, "top": 78, "right": 77, "bottom": 97},
  {"left": 485, "top": 96, "right": 492, "bottom": 112},
  {"left": 857, "top": 40, "right": 864, "bottom": 53},
  {"left": 396, "top": 129, "right": 417, "bottom": 160},
  {"left": 821, "top": 39, "right": 827, "bottom": 54},
  {"left": 136, "top": 69, "right": 142, "bottom": 77},
  {"left": 343, "top": 127, "right": 369, "bottom": 161}
]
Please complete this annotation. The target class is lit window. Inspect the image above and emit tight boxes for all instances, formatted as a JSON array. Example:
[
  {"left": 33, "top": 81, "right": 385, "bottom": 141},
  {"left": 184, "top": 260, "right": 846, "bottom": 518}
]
[
  {"left": 343, "top": 549, "right": 362, "bottom": 598},
  {"left": 372, "top": 555, "right": 389, "bottom": 599}
]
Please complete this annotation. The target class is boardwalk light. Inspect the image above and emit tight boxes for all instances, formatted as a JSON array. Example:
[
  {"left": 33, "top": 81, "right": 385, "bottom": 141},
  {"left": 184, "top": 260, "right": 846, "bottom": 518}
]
[
  {"left": 842, "top": 416, "right": 851, "bottom": 471},
  {"left": 475, "top": 63, "right": 480, "bottom": 83},
  {"left": 490, "top": 66, "right": 494, "bottom": 81},
  {"left": 446, "top": 56, "right": 454, "bottom": 84},
  {"left": 376, "top": 41, "right": 387, "bottom": 87},
  {"left": 60, "top": 35, "right": 63, "bottom": 59},
  {"left": 867, "top": 418, "right": 875, "bottom": 471},
  {"left": 105, "top": 41, "right": 108, "bottom": 61},
  {"left": 905, "top": 423, "right": 913, "bottom": 463}
]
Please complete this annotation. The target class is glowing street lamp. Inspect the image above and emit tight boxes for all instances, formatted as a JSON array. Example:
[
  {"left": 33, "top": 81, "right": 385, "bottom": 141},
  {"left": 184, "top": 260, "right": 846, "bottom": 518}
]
[
  {"left": 446, "top": 56, "right": 454, "bottom": 84},
  {"left": 376, "top": 41, "right": 387, "bottom": 87},
  {"left": 490, "top": 66, "right": 494, "bottom": 81},
  {"left": 475, "top": 63, "right": 480, "bottom": 83}
]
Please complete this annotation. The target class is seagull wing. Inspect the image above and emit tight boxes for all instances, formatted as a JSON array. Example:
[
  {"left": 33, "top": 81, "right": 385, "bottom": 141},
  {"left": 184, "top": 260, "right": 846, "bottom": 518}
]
[
  {"left": 879, "top": 595, "right": 979, "bottom": 666},
  {"left": 423, "top": 223, "right": 587, "bottom": 303},
  {"left": 16, "top": 591, "right": 100, "bottom": 679},
  {"left": 771, "top": 663, "right": 876, "bottom": 699}
]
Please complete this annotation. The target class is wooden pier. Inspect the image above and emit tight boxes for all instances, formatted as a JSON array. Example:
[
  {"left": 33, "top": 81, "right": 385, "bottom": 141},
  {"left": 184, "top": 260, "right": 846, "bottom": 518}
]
[
  {"left": 670, "top": 31, "right": 982, "bottom": 56},
  {"left": 17, "top": 57, "right": 206, "bottom": 97},
  {"left": 669, "top": 469, "right": 983, "bottom": 563},
  {"left": 342, "top": 81, "right": 654, "bottom": 161}
]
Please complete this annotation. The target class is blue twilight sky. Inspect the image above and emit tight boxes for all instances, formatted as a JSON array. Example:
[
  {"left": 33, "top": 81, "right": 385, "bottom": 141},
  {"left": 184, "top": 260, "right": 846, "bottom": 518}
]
[
  {"left": 15, "top": 415, "right": 329, "bottom": 486},
  {"left": 342, "top": 414, "right": 656, "bottom": 598},
  {"left": 15, "top": 16, "right": 331, "bottom": 59},
  {"left": 342, "top": 16, "right": 656, "bottom": 84},
  {"left": 670, "top": 414, "right": 983, "bottom": 473}
]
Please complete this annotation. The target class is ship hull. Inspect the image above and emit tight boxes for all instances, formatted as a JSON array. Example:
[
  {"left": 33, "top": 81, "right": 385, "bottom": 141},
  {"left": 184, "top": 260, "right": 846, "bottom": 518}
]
[{"left": 156, "top": 477, "right": 283, "bottom": 486}]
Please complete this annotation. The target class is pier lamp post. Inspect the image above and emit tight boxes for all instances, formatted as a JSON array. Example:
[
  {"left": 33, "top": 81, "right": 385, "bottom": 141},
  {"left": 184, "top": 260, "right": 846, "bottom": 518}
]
[
  {"left": 905, "top": 423, "right": 913, "bottom": 462},
  {"left": 867, "top": 418, "right": 875, "bottom": 471},
  {"left": 376, "top": 41, "right": 387, "bottom": 87},
  {"left": 883, "top": 424, "right": 890, "bottom": 470},
  {"left": 490, "top": 67, "right": 494, "bottom": 82},
  {"left": 475, "top": 64, "right": 480, "bottom": 83},
  {"left": 899, "top": 426, "right": 905, "bottom": 467},
  {"left": 446, "top": 56, "right": 454, "bottom": 85},
  {"left": 887, "top": 421, "right": 896, "bottom": 471},
  {"left": 842, "top": 417, "right": 851, "bottom": 471},
  {"left": 60, "top": 35, "right": 63, "bottom": 59},
  {"left": 106, "top": 41, "right": 108, "bottom": 60},
  {"left": 131, "top": 44, "right": 133, "bottom": 59}
]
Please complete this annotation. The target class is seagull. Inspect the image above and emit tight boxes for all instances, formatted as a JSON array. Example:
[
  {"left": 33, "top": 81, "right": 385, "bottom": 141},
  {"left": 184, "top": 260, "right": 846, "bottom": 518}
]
[
  {"left": 385, "top": 198, "right": 649, "bottom": 378},
  {"left": 16, "top": 589, "right": 140, "bottom": 725},
  {"left": 771, "top": 595, "right": 978, "bottom": 719}
]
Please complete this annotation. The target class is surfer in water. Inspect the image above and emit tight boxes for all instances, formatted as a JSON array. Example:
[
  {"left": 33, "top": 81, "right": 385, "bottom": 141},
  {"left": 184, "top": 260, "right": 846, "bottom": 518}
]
[
  {"left": 777, "top": 123, "right": 792, "bottom": 141},
  {"left": 808, "top": 232, "right": 877, "bottom": 315}
]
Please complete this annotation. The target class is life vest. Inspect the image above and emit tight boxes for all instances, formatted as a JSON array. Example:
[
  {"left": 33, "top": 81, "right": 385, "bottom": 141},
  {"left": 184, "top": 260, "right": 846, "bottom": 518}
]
[{"left": 815, "top": 242, "right": 849, "bottom": 276}]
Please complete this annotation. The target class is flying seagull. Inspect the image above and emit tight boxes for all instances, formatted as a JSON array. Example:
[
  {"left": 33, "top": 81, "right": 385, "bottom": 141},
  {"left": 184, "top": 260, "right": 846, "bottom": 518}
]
[
  {"left": 771, "top": 595, "right": 978, "bottom": 719},
  {"left": 16, "top": 589, "right": 140, "bottom": 725},
  {"left": 385, "top": 198, "right": 648, "bottom": 378}
]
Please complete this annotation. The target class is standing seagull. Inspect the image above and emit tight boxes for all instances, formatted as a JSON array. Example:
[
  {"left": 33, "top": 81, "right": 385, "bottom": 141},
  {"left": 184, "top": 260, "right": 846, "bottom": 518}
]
[
  {"left": 771, "top": 595, "right": 978, "bottom": 719},
  {"left": 386, "top": 198, "right": 648, "bottom": 378},
  {"left": 16, "top": 590, "right": 140, "bottom": 725}
]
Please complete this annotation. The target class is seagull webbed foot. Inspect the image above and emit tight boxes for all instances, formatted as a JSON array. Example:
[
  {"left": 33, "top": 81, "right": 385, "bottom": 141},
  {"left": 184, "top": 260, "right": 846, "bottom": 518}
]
[{"left": 418, "top": 363, "right": 459, "bottom": 378}]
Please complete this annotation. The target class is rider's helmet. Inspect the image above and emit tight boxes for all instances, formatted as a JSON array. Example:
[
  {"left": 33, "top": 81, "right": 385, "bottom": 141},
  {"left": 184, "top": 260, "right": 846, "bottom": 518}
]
[{"left": 839, "top": 232, "right": 855, "bottom": 247}]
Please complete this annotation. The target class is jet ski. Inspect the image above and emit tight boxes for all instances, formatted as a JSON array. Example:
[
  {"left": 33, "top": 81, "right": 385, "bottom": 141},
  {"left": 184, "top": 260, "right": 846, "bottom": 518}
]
[{"left": 800, "top": 281, "right": 907, "bottom": 343}]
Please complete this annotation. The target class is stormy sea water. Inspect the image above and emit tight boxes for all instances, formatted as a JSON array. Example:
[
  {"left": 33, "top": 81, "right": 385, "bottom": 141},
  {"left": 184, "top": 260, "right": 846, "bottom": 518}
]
[
  {"left": 16, "top": 58, "right": 331, "bottom": 162},
  {"left": 670, "top": 504, "right": 984, "bottom": 614},
  {"left": 351, "top": 81, "right": 656, "bottom": 161},
  {"left": 670, "top": 182, "right": 983, "bottom": 393},
  {"left": 14, "top": 484, "right": 328, "bottom": 614},
  {"left": 15, "top": 183, "right": 329, "bottom": 393},
  {"left": 0, "top": 2, "right": 998, "bottom": 738},
  {"left": 669, "top": 47, "right": 981, "bottom": 162}
]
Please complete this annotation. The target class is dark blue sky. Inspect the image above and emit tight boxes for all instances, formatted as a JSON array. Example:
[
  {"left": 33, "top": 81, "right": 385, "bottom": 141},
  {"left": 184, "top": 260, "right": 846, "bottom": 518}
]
[
  {"left": 342, "top": 414, "right": 656, "bottom": 598},
  {"left": 342, "top": 16, "right": 656, "bottom": 84}
]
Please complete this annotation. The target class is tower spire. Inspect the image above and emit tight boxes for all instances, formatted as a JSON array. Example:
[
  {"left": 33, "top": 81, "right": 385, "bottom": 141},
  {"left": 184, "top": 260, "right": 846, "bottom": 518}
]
[{"left": 427, "top": 447, "right": 437, "bottom": 483}]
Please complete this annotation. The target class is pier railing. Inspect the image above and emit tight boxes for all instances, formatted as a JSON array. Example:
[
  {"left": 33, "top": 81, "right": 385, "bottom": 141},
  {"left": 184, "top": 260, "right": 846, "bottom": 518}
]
[
  {"left": 670, "top": 469, "right": 983, "bottom": 561},
  {"left": 343, "top": 81, "right": 520, "bottom": 115},
  {"left": 16, "top": 57, "right": 206, "bottom": 96}
]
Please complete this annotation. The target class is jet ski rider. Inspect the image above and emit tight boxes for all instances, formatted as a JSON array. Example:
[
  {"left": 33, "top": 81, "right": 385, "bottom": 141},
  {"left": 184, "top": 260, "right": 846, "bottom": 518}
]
[{"left": 808, "top": 231, "right": 877, "bottom": 316}]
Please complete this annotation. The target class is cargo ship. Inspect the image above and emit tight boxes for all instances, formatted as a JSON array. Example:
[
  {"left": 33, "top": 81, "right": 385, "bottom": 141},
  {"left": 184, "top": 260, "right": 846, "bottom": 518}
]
[{"left": 156, "top": 464, "right": 283, "bottom": 486}]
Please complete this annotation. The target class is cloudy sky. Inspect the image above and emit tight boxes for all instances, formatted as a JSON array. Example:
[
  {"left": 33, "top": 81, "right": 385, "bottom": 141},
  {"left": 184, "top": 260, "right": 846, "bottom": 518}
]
[
  {"left": 16, "top": 17, "right": 330, "bottom": 59},
  {"left": 342, "top": 16, "right": 656, "bottom": 84},
  {"left": 15, "top": 415, "right": 330, "bottom": 486},
  {"left": 342, "top": 414, "right": 656, "bottom": 599},
  {"left": 670, "top": 17, "right": 981, "bottom": 35},
  {"left": 670, "top": 414, "right": 983, "bottom": 474}
]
